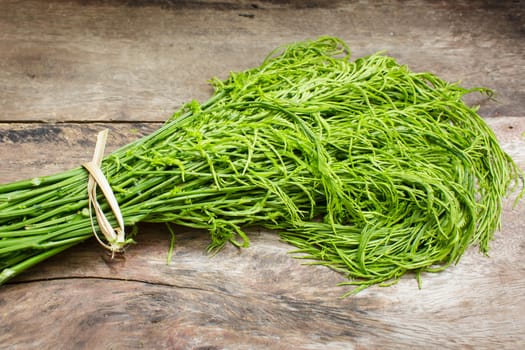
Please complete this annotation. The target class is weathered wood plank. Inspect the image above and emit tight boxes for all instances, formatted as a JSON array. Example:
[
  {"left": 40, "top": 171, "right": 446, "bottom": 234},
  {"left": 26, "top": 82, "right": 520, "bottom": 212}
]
[
  {"left": 0, "top": 0, "right": 523, "bottom": 122},
  {"left": 0, "top": 122, "right": 158, "bottom": 183},
  {"left": 0, "top": 119, "right": 524, "bottom": 349},
  {"left": 1, "top": 201, "right": 524, "bottom": 350}
]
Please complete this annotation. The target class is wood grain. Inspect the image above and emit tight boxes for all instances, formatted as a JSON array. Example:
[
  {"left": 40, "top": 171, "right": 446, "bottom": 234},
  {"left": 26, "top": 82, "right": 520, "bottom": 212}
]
[
  {"left": 0, "top": 122, "right": 158, "bottom": 183},
  {"left": 1, "top": 0, "right": 524, "bottom": 349},
  {"left": 0, "top": 0, "right": 523, "bottom": 122}
]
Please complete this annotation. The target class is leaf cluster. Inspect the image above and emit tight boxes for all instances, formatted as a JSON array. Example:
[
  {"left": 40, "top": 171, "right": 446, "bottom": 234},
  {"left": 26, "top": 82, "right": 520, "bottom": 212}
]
[{"left": 1, "top": 37, "right": 522, "bottom": 292}]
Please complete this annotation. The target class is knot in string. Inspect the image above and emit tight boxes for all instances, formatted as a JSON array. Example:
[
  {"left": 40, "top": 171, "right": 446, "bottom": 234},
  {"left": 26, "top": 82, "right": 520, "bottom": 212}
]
[{"left": 82, "top": 129, "right": 128, "bottom": 255}]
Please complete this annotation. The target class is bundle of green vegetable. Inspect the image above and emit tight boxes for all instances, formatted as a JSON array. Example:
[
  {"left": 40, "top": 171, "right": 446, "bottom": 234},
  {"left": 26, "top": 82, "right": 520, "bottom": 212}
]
[{"left": 0, "top": 37, "right": 523, "bottom": 293}]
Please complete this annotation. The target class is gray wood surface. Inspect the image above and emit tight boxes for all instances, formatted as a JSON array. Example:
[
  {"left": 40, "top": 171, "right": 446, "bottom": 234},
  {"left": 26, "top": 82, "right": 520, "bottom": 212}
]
[{"left": 1, "top": 0, "right": 524, "bottom": 349}]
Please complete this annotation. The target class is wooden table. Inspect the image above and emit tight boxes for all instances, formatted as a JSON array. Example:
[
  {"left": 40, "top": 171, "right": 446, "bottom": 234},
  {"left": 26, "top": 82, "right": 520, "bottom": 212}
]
[{"left": 1, "top": 1, "right": 524, "bottom": 348}]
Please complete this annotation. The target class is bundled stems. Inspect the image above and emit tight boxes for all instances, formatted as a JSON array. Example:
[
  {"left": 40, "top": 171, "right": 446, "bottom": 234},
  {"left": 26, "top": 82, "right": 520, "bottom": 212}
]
[{"left": 0, "top": 36, "right": 523, "bottom": 293}]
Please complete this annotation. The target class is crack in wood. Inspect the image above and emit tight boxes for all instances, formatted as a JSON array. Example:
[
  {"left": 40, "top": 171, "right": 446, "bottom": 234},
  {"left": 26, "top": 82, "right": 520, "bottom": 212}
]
[{"left": 5, "top": 275, "right": 212, "bottom": 293}]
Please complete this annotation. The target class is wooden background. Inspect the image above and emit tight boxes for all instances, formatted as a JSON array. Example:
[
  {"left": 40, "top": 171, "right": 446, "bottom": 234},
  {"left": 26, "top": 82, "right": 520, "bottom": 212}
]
[{"left": 1, "top": 0, "right": 524, "bottom": 349}]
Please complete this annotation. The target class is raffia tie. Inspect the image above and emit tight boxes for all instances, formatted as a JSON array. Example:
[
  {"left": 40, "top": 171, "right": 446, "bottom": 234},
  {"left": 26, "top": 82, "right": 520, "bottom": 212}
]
[{"left": 82, "top": 129, "right": 127, "bottom": 255}]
